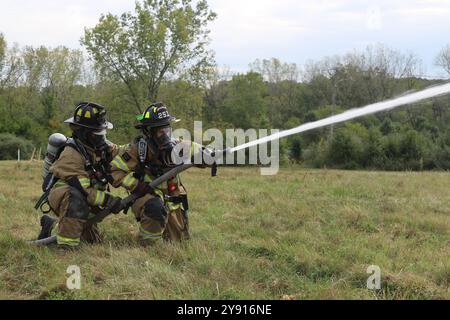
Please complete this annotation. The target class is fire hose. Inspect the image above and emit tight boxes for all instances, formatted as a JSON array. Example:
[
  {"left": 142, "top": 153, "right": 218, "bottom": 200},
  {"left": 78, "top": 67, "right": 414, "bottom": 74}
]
[{"left": 28, "top": 149, "right": 228, "bottom": 246}]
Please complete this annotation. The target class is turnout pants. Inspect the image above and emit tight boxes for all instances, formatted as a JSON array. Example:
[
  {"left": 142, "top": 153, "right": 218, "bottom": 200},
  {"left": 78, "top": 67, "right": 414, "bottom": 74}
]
[
  {"left": 131, "top": 193, "right": 190, "bottom": 246},
  {"left": 48, "top": 185, "right": 101, "bottom": 247}
]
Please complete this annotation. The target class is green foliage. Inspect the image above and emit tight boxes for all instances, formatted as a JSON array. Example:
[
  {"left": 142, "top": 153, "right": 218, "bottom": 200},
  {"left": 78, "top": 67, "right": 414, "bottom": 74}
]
[
  {"left": 0, "top": 134, "right": 34, "bottom": 160},
  {"left": 0, "top": 33, "right": 5, "bottom": 70},
  {"left": 82, "top": 0, "right": 217, "bottom": 113},
  {"left": 219, "top": 72, "right": 269, "bottom": 129},
  {"left": 328, "top": 123, "right": 368, "bottom": 169},
  {"left": 159, "top": 80, "right": 206, "bottom": 130},
  {"left": 1, "top": 30, "right": 450, "bottom": 170}
]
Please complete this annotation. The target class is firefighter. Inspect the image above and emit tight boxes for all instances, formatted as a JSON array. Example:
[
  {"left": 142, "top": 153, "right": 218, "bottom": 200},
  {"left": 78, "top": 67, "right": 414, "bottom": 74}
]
[
  {"left": 110, "top": 102, "right": 214, "bottom": 246},
  {"left": 37, "top": 102, "right": 123, "bottom": 250}
]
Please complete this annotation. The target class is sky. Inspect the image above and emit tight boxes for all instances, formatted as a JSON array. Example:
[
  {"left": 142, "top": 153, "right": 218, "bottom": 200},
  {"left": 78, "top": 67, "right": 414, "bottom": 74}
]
[{"left": 1, "top": 0, "right": 450, "bottom": 77}]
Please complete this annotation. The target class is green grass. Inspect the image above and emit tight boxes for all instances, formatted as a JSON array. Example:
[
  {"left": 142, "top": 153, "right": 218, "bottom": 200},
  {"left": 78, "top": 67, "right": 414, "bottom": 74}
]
[{"left": 0, "top": 161, "right": 449, "bottom": 300}]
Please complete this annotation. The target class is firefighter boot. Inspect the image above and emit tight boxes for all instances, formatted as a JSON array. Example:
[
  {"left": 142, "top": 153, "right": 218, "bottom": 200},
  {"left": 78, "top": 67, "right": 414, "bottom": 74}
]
[{"left": 37, "top": 215, "right": 57, "bottom": 240}]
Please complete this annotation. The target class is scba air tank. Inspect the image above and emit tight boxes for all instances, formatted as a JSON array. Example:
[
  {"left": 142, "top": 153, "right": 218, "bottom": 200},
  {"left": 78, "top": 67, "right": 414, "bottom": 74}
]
[{"left": 42, "top": 133, "right": 67, "bottom": 179}]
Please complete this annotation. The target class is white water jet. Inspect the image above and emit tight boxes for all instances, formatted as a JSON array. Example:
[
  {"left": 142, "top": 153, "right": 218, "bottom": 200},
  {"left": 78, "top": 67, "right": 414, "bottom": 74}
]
[{"left": 230, "top": 82, "right": 450, "bottom": 153}]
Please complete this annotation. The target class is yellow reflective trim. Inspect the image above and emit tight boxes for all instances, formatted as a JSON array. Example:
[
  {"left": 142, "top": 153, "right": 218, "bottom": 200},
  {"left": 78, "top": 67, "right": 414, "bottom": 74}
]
[
  {"left": 57, "top": 235, "right": 80, "bottom": 246},
  {"left": 93, "top": 108, "right": 98, "bottom": 114},
  {"left": 100, "top": 191, "right": 106, "bottom": 205},
  {"left": 117, "top": 156, "right": 130, "bottom": 171},
  {"left": 112, "top": 155, "right": 129, "bottom": 172},
  {"left": 54, "top": 180, "right": 67, "bottom": 188},
  {"left": 139, "top": 226, "right": 163, "bottom": 240},
  {"left": 94, "top": 190, "right": 105, "bottom": 206},
  {"left": 122, "top": 173, "right": 138, "bottom": 189},
  {"left": 78, "top": 177, "right": 90, "bottom": 188},
  {"left": 145, "top": 112, "right": 150, "bottom": 119},
  {"left": 77, "top": 108, "right": 83, "bottom": 116},
  {"left": 155, "top": 189, "right": 164, "bottom": 199},
  {"left": 84, "top": 111, "right": 91, "bottom": 118},
  {"left": 168, "top": 202, "right": 181, "bottom": 211},
  {"left": 142, "top": 174, "right": 164, "bottom": 198},
  {"left": 111, "top": 159, "right": 122, "bottom": 170}
]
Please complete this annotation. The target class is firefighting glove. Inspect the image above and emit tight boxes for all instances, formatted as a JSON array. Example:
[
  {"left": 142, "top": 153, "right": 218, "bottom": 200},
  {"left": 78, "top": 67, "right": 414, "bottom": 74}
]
[
  {"left": 104, "top": 194, "right": 123, "bottom": 214},
  {"left": 131, "top": 181, "right": 154, "bottom": 197}
]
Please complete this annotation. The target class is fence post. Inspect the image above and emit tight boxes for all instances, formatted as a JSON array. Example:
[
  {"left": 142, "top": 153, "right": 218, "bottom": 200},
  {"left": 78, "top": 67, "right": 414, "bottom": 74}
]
[{"left": 17, "top": 148, "right": 21, "bottom": 162}]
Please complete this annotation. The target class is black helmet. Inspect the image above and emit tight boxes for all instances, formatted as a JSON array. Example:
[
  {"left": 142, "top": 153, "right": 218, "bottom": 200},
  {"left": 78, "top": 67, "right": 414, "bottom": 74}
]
[
  {"left": 135, "top": 102, "right": 180, "bottom": 129},
  {"left": 64, "top": 102, "right": 113, "bottom": 131}
]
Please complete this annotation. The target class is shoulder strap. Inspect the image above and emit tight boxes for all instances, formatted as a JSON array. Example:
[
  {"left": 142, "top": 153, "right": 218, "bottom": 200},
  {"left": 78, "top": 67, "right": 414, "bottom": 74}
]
[
  {"left": 135, "top": 136, "right": 165, "bottom": 179},
  {"left": 133, "top": 137, "right": 147, "bottom": 181},
  {"left": 66, "top": 137, "right": 95, "bottom": 177},
  {"left": 137, "top": 137, "right": 148, "bottom": 166}
]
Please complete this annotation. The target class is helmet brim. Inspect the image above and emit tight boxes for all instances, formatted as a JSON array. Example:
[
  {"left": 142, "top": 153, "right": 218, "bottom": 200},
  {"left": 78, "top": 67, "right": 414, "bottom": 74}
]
[
  {"left": 64, "top": 117, "right": 114, "bottom": 130},
  {"left": 135, "top": 116, "right": 180, "bottom": 129}
]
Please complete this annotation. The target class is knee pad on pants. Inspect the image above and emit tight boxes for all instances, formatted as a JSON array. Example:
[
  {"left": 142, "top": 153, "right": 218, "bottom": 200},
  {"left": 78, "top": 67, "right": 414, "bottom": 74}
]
[
  {"left": 143, "top": 197, "right": 167, "bottom": 225},
  {"left": 67, "top": 187, "right": 90, "bottom": 220}
]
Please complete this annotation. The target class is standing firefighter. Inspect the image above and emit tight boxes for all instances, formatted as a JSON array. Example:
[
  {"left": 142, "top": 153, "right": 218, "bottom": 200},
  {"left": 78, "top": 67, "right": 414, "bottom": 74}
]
[
  {"left": 37, "top": 102, "right": 123, "bottom": 250},
  {"left": 110, "top": 102, "right": 213, "bottom": 246}
]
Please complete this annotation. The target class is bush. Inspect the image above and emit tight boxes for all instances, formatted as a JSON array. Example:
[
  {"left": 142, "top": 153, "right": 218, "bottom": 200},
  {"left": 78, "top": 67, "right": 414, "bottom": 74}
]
[
  {"left": 303, "top": 139, "right": 328, "bottom": 168},
  {"left": 287, "top": 135, "right": 303, "bottom": 163},
  {"left": 364, "top": 127, "right": 384, "bottom": 168},
  {"left": 0, "top": 134, "right": 35, "bottom": 160},
  {"left": 327, "top": 123, "right": 367, "bottom": 169}
]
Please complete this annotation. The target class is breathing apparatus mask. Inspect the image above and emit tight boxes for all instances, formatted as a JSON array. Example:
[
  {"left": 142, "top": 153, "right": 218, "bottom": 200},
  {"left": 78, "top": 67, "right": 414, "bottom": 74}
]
[
  {"left": 144, "top": 125, "right": 173, "bottom": 150},
  {"left": 73, "top": 126, "right": 108, "bottom": 151},
  {"left": 88, "top": 129, "right": 108, "bottom": 150}
]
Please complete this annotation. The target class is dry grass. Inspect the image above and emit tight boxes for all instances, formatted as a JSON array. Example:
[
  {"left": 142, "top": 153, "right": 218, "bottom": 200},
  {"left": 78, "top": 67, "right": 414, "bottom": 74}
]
[{"left": 0, "top": 161, "right": 448, "bottom": 300}]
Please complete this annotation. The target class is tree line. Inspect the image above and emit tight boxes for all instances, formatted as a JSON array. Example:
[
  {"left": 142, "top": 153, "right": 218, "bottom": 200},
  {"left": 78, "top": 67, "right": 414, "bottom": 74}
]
[{"left": 0, "top": 0, "right": 449, "bottom": 170}]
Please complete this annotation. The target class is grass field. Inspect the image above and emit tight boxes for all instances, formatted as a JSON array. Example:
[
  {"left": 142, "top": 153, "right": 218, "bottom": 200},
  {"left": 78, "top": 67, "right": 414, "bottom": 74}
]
[{"left": 0, "top": 160, "right": 448, "bottom": 300}]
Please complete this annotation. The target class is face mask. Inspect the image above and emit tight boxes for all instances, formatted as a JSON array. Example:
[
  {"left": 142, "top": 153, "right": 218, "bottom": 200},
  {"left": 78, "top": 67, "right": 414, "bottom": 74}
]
[
  {"left": 88, "top": 130, "right": 107, "bottom": 149},
  {"left": 152, "top": 126, "right": 172, "bottom": 149}
]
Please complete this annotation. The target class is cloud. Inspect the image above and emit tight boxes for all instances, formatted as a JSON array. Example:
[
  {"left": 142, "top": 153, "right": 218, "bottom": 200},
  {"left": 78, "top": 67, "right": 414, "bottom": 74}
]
[
  {"left": 366, "top": 6, "right": 383, "bottom": 30},
  {"left": 0, "top": 0, "right": 135, "bottom": 48},
  {"left": 0, "top": 0, "right": 449, "bottom": 76}
]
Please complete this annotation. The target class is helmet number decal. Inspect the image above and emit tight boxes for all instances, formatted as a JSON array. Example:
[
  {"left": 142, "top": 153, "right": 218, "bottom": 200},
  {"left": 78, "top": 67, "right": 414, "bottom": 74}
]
[{"left": 158, "top": 111, "right": 169, "bottom": 119}]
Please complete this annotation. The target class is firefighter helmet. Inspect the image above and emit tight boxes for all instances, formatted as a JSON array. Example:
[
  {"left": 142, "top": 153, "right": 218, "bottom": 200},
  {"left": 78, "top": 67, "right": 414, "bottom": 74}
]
[
  {"left": 135, "top": 102, "right": 180, "bottom": 129},
  {"left": 64, "top": 102, "right": 113, "bottom": 131}
]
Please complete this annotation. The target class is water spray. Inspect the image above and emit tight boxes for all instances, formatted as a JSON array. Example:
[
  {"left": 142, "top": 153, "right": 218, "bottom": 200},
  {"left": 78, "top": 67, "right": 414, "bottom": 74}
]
[
  {"left": 29, "top": 83, "right": 450, "bottom": 245},
  {"left": 229, "top": 82, "right": 450, "bottom": 153}
]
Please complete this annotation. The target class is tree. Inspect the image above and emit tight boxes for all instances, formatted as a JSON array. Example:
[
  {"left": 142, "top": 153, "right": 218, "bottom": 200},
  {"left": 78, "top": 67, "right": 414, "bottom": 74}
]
[
  {"left": 82, "top": 0, "right": 216, "bottom": 113},
  {"left": 0, "top": 33, "right": 5, "bottom": 71},
  {"left": 435, "top": 44, "right": 450, "bottom": 76},
  {"left": 203, "top": 67, "right": 232, "bottom": 126},
  {"left": 22, "top": 46, "right": 84, "bottom": 128},
  {"left": 328, "top": 123, "right": 368, "bottom": 169},
  {"left": 0, "top": 133, "right": 34, "bottom": 160},
  {"left": 158, "top": 79, "right": 205, "bottom": 129},
  {"left": 0, "top": 34, "right": 23, "bottom": 90},
  {"left": 249, "top": 58, "right": 298, "bottom": 83},
  {"left": 220, "top": 72, "right": 268, "bottom": 129},
  {"left": 249, "top": 58, "right": 303, "bottom": 128}
]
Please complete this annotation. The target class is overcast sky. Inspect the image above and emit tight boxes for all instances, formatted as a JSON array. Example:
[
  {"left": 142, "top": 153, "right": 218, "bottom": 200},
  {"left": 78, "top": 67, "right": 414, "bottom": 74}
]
[{"left": 1, "top": 0, "right": 450, "bottom": 77}]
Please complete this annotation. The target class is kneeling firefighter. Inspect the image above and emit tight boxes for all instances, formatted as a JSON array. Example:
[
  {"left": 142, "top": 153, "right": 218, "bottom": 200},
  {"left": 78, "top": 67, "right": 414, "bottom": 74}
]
[
  {"left": 36, "top": 102, "right": 123, "bottom": 250},
  {"left": 110, "top": 102, "right": 215, "bottom": 246}
]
